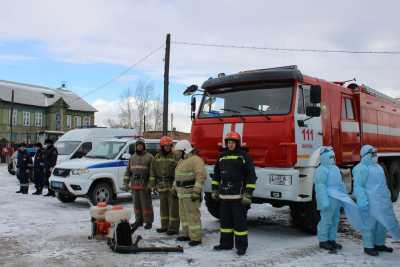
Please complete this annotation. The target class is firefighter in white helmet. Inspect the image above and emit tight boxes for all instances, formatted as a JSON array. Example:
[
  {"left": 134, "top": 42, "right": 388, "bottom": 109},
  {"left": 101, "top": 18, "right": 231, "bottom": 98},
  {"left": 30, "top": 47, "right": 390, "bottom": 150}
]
[{"left": 174, "top": 140, "right": 206, "bottom": 246}]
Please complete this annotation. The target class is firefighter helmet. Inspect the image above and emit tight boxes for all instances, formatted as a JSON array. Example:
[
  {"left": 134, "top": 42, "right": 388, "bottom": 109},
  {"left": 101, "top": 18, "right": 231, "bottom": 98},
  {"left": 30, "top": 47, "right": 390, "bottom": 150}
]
[
  {"left": 175, "top": 140, "right": 194, "bottom": 154},
  {"left": 160, "top": 136, "right": 173, "bottom": 146},
  {"left": 224, "top": 131, "right": 241, "bottom": 144}
]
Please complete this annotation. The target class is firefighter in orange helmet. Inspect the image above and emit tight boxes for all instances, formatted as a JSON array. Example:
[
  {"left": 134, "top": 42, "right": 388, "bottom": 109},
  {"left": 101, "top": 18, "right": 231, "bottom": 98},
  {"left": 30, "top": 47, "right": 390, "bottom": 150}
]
[
  {"left": 212, "top": 131, "right": 257, "bottom": 256},
  {"left": 149, "top": 136, "right": 180, "bottom": 235}
]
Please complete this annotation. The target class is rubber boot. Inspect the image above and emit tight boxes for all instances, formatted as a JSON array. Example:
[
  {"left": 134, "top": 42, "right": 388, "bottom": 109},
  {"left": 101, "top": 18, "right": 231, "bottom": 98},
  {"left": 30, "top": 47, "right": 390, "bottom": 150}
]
[
  {"left": 166, "top": 230, "right": 178, "bottom": 236},
  {"left": 329, "top": 240, "right": 342, "bottom": 250},
  {"left": 188, "top": 240, "right": 202, "bottom": 247},
  {"left": 144, "top": 223, "right": 152, "bottom": 230},
  {"left": 213, "top": 244, "right": 233, "bottom": 251},
  {"left": 156, "top": 228, "right": 167, "bottom": 233},
  {"left": 319, "top": 241, "right": 336, "bottom": 251},
  {"left": 364, "top": 248, "right": 379, "bottom": 256},
  {"left": 375, "top": 245, "right": 393, "bottom": 253},
  {"left": 236, "top": 249, "right": 246, "bottom": 256},
  {"left": 176, "top": 236, "right": 190, "bottom": 242},
  {"left": 22, "top": 186, "right": 28, "bottom": 194}
]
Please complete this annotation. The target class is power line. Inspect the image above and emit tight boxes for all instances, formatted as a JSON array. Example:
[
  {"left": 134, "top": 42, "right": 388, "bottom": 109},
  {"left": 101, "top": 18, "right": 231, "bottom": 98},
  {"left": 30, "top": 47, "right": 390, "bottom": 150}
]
[
  {"left": 81, "top": 44, "right": 165, "bottom": 98},
  {"left": 173, "top": 41, "right": 400, "bottom": 55}
]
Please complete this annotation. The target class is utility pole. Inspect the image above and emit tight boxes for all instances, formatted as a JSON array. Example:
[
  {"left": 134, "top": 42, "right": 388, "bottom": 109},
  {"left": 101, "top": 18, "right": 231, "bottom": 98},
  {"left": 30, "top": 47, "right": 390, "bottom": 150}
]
[
  {"left": 9, "top": 90, "right": 14, "bottom": 144},
  {"left": 163, "top": 33, "right": 171, "bottom": 136},
  {"left": 143, "top": 115, "right": 146, "bottom": 134}
]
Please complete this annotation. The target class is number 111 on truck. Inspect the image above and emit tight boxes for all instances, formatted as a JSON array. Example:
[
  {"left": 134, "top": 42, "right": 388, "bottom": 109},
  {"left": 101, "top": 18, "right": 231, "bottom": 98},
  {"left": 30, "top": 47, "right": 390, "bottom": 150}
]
[{"left": 183, "top": 65, "right": 400, "bottom": 234}]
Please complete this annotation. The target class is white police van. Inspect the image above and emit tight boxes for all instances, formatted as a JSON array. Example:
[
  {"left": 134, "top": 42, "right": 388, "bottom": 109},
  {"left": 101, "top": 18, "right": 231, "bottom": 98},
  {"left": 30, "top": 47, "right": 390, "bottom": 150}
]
[{"left": 49, "top": 137, "right": 160, "bottom": 204}]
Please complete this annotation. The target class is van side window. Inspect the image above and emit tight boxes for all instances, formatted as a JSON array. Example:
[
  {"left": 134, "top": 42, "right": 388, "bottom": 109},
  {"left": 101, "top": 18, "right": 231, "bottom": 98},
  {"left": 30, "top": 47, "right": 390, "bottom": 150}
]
[
  {"left": 342, "top": 97, "right": 355, "bottom": 120},
  {"left": 297, "top": 85, "right": 311, "bottom": 114}
]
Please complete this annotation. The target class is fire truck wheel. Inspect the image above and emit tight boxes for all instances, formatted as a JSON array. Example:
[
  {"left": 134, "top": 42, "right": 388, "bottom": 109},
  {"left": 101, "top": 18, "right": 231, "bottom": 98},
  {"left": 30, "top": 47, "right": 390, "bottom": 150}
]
[
  {"left": 389, "top": 161, "right": 400, "bottom": 202},
  {"left": 290, "top": 198, "right": 319, "bottom": 235},
  {"left": 204, "top": 192, "right": 220, "bottom": 219},
  {"left": 56, "top": 192, "right": 77, "bottom": 203}
]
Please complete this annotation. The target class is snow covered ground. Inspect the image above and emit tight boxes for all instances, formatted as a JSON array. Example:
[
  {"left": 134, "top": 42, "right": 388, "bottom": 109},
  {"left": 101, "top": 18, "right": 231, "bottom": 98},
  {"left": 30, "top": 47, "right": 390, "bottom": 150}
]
[{"left": 0, "top": 164, "right": 399, "bottom": 267}]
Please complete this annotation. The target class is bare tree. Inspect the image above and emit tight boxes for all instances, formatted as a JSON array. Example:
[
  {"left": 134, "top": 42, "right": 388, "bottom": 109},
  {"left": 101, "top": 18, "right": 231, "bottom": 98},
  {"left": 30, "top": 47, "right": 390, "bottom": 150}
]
[
  {"left": 152, "top": 95, "right": 163, "bottom": 131},
  {"left": 118, "top": 87, "right": 134, "bottom": 128},
  {"left": 134, "top": 81, "right": 153, "bottom": 134}
]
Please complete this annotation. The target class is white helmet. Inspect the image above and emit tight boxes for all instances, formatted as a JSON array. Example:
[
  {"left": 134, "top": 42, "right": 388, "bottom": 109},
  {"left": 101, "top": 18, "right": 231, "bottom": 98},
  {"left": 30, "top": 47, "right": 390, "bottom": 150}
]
[{"left": 175, "top": 140, "right": 194, "bottom": 154}]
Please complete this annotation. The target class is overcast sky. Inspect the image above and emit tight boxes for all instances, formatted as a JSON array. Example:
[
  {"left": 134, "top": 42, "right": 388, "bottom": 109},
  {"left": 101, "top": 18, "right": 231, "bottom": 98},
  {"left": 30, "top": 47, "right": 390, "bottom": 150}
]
[{"left": 1, "top": 0, "right": 399, "bottom": 132}]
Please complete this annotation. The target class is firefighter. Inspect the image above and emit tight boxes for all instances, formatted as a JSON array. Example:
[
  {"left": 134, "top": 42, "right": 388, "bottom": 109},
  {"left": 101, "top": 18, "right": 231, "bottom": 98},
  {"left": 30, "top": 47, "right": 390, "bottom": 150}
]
[
  {"left": 32, "top": 143, "right": 46, "bottom": 195},
  {"left": 123, "top": 139, "right": 154, "bottom": 229},
  {"left": 212, "top": 131, "right": 257, "bottom": 256},
  {"left": 149, "top": 136, "right": 180, "bottom": 235},
  {"left": 15, "top": 143, "right": 32, "bottom": 194},
  {"left": 353, "top": 145, "right": 400, "bottom": 256},
  {"left": 174, "top": 140, "right": 206, "bottom": 247},
  {"left": 43, "top": 139, "right": 58, "bottom": 197}
]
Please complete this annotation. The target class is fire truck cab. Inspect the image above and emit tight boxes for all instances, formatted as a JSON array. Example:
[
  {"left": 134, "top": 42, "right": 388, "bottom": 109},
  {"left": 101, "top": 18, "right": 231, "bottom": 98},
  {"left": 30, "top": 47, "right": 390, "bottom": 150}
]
[{"left": 184, "top": 65, "right": 400, "bottom": 234}]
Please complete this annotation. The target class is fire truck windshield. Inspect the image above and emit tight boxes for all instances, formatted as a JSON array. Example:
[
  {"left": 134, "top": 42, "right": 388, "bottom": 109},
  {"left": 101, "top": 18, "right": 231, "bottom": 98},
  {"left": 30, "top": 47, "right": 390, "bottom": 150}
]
[{"left": 199, "top": 85, "right": 293, "bottom": 118}]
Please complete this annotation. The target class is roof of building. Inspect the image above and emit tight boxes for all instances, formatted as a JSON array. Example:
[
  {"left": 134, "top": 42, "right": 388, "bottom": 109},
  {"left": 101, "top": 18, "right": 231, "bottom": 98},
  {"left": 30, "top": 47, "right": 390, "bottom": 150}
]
[{"left": 0, "top": 80, "right": 97, "bottom": 112}]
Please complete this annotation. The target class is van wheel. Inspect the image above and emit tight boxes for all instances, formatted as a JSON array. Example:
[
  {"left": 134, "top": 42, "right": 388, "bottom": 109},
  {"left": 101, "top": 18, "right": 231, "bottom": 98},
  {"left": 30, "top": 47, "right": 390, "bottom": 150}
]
[
  {"left": 56, "top": 192, "right": 77, "bottom": 203},
  {"left": 389, "top": 161, "right": 400, "bottom": 202},
  {"left": 204, "top": 192, "right": 220, "bottom": 219},
  {"left": 89, "top": 182, "right": 114, "bottom": 205},
  {"left": 290, "top": 197, "right": 319, "bottom": 235}
]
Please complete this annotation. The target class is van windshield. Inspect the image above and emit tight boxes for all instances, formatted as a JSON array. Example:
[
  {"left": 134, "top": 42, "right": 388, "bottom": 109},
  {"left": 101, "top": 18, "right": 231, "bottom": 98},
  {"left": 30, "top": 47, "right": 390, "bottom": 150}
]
[
  {"left": 55, "top": 141, "right": 81, "bottom": 155},
  {"left": 85, "top": 141, "right": 126, "bottom": 159},
  {"left": 199, "top": 85, "right": 293, "bottom": 118}
]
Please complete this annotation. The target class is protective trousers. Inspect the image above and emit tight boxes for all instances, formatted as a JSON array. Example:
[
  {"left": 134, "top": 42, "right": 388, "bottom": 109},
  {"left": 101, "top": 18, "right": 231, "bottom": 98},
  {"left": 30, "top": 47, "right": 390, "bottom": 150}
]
[
  {"left": 178, "top": 192, "right": 202, "bottom": 241},
  {"left": 362, "top": 216, "right": 386, "bottom": 248},
  {"left": 132, "top": 189, "right": 154, "bottom": 224},
  {"left": 317, "top": 197, "right": 341, "bottom": 242},
  {"left": 19, "top": 170, "right": 29, "bottom": 193},
  {"left": 159, "top": 190, "right": 180, "bottom": 232},
  {"left": 219, "top": 200, "right": 248, "bottom": 251},
  {"left": 34, "top": 168, "right": 45, "bottom": 192}
]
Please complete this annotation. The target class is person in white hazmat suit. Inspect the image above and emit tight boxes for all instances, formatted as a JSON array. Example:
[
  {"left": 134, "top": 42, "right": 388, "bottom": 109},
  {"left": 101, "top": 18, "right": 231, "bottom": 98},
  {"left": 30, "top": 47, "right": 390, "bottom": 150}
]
[
  {"left": 314, "top": 146, "right": 365, "bottom": 252},
  {"left": 353, "top": 144, "right": 400, "bottom": 256}
]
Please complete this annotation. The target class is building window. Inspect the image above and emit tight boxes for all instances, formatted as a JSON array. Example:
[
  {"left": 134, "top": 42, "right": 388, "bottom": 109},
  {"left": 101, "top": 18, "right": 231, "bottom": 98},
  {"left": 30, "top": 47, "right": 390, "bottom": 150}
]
[
  {"left": 11, "top": 109, "right": 18, "bottom": 126},
  {"left": 75, "top": 116, "right": 81, "bottom": 128},
  {"left": 83, "top": 116, "right": 89, "bottom": 127},
  {"left": 35, "top": 112, "right": 43, "bottom": 127},
  {"left": 55, "top": 112, "right": 62, "bottom": 131},
  {"left": 67, "top": 115, "right": 72, "bottom": 129},
  {"left": 23, "top": 111, "right": 30, "bottom": 127}
]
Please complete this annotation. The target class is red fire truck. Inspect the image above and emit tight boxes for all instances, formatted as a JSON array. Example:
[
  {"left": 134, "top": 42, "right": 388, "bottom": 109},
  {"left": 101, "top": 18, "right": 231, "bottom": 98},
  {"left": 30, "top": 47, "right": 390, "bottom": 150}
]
[{"left": 183, "top": 65, "right": 400, "bottom": 233}]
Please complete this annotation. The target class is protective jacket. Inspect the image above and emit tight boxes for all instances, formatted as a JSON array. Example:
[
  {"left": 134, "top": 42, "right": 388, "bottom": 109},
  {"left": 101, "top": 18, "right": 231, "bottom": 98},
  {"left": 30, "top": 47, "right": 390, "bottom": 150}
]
[
  {"left": 34, "top": 148, "right": 45, "bottom": 170},
  {"left": 125, "top": 152, "right": 154, "bottom": 190},
  {"left": 17, "top": 149, "right": 32, "bottom": 171},
  {"left": 175, "top": 153, "right": 206, "bottom": 194},
  {"left": 212, "top": 148, "right": 257, "bottom": 199},
  {"left": 150, "top": 151, "right": 179, "bottom": 191},
  {"left": 44, "top": 145, "right": 58, "bottom": 175}
]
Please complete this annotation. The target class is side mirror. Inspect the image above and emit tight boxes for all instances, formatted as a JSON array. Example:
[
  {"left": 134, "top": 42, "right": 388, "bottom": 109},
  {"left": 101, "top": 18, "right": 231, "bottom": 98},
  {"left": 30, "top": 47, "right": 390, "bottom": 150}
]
[
  {"left": 310, "top": 85, "right": 321, "bottom": 104},
  {"left": 184, "top": 84, "right": 199, "bottom": 96},
  {"left": 306, "top": 106, "right": 321, "bottom": 117},
  {"left": 121, "top": 153, "right": 131, "bottom": 160},
  {"left": 191, "top": 97, "right": 196, "bottom": 120}
]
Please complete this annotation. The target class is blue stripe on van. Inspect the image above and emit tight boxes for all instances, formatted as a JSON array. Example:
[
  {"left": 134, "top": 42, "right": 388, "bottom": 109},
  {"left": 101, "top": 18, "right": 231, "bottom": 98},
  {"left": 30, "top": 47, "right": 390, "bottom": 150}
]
[{"left": 88, "top": 160, "right": 128, "bottom": 169}]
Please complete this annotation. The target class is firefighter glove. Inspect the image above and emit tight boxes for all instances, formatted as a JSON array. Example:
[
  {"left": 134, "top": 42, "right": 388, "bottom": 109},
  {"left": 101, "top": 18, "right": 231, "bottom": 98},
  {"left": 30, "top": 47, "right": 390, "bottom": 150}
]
[
  {"left": 241, "top": 193, "right": 252, "bottom": 206},
  {"left": 171, "top": 186, "right": 178, "bottom": 199},
  {"left": 211, "top": 191, "right": 219, "bottom": 201},
  {"left": 191, "top": 191, "right": 201, "bottom": 202}
]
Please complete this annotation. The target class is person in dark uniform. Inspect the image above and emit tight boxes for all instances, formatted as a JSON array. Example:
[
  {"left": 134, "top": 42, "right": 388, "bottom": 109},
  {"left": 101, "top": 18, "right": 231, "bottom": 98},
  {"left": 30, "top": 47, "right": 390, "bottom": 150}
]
[
  {"left": 32, "top": 143, "right": 46, "bottom": 195},
  {"left": 16, "top": 143, "right": 33, "bottom": 194},
  {"left": 212, "top": 131, "right": 257, "bottom": 256},
  {"left": 43, "top": 139, "right": 58, "bottom": 197}
]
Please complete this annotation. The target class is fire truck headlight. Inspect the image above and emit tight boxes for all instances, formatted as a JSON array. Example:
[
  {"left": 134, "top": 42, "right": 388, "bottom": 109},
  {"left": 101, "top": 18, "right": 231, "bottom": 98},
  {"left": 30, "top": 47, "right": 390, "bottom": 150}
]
[{"left": 269, "top": 175, "right": 292, "bottom": 186}]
